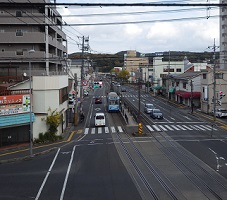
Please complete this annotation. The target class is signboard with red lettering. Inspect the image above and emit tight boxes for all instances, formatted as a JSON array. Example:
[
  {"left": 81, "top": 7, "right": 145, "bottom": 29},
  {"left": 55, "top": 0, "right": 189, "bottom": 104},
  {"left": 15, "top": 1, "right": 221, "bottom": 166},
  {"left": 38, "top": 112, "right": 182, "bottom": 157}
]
[{"left": 0, "top": 94, "right": 31, "bottom": 115}]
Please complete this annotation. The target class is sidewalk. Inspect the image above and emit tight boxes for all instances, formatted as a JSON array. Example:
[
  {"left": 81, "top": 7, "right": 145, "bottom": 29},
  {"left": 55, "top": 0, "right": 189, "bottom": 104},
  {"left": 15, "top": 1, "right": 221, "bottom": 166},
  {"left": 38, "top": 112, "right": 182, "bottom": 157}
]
[{"left": 0, "top": 124, "right": 76, "bottom": 163}]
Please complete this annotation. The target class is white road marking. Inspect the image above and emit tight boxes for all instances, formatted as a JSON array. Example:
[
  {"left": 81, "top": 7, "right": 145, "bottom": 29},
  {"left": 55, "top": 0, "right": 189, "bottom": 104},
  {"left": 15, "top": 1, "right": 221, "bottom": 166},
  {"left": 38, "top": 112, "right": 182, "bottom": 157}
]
[
  {"left": 105, "top": 127, "right": 109, "bottom": 133},
  {"left": 91, "top": 128, "right": 95, "bottom": 134},
  {"left": 98, "top": 127, "right": 102, "bottom": 134},
  {"left": 159, "top": 125, "right": 168, "bottom": 131},
  {"left": 84, "top": 128, "right": 89, "bottom": 135},
  {"left": 60, "top": 146, "right": 76, "bottom": 200},
  {"left": 146, "top": 125, "right": 154, "bottom": 132},
  {"left": 152, "top": 125, "right": 161, "bottom": 131},
  {"left": 111, "top": 126, "right": 116, "bottom": 133},
  {"left": 117, "top": 126, "right": 123, "bottom": 133},
  {"left": 35, "top": 148, "right": 61, "bottom": 200}
]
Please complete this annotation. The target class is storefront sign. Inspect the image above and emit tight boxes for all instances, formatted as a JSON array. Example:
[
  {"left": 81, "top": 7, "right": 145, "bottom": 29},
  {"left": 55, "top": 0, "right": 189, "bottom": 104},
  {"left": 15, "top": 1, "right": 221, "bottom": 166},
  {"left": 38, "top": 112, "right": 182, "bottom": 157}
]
[{"left": 0, "top": 94, "right": 31, "bottom": 115}]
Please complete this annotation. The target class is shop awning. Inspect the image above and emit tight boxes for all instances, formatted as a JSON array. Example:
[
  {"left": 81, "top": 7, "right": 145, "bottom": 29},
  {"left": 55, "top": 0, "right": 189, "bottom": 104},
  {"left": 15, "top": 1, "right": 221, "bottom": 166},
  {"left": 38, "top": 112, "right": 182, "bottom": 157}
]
[
  {"left": 175, "top": 90, "right": 200, "bottom": 98},
  {"left": 153, "top": 85, "right": 162, "bottom": 90},
  {"left": 169, "top": 87, "right": 175, "bottom": 93}
]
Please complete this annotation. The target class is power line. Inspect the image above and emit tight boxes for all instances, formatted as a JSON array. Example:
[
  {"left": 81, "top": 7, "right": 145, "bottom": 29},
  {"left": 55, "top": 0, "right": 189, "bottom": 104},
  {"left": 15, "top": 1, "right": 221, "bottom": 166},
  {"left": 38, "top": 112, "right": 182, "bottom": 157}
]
[
  {"left": 1, "top": 2, "right": 226, "bottom": 7},
  {"left": 53, "top": 14, "right": 219, "bottom": 26}
]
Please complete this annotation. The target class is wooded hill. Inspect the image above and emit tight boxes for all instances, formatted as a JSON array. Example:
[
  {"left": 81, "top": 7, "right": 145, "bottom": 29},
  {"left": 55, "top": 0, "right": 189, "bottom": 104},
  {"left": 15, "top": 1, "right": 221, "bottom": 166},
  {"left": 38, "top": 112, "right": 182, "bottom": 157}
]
[{"left": 69, "top": 51, "right": 218, "bottom": 72}]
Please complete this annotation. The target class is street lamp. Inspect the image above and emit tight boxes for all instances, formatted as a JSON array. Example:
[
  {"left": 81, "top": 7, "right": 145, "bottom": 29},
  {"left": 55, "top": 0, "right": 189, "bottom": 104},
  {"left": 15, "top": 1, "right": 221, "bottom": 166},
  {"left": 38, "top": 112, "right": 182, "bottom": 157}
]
[{"left": 28, "top": 49, "right": 35, "bottom": 156}]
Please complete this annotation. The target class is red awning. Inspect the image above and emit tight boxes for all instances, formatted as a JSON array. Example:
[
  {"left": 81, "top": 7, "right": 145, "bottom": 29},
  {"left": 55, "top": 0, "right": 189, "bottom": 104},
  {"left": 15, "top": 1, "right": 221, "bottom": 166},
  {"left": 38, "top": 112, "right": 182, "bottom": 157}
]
[{"left": 175, "top": 90, "right": 200, "bottom": 99}]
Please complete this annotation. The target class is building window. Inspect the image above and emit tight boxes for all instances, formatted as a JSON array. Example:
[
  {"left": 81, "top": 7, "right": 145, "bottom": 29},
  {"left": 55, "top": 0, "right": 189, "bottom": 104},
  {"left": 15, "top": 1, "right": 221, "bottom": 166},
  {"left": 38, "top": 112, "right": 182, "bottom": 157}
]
[
  {"left": 16, "top": 49, "right": 23, "bottom": 55},
  {"left": 183, "top": 82, "right": 187, "bottom": 89},
  {"left": 203, "top": 74, "right": 207, "bottom": 79},
  {"left": 16, "top": 30, "right": 23, "bottom": 36},
  {"left": 215, "top": 73, "right": 223, "bottom": 79},
  {"left": 176, "top": 68, "right": 181, "bottom": 72},
  {"left": 16, "top": 11, "right": 22, "bottom": 17},
  {"left": 163, "top": 68, "right": 174, "bottom": 72},
  {"left": 176, "top": 81, "right": 179, "bottom": 86}
]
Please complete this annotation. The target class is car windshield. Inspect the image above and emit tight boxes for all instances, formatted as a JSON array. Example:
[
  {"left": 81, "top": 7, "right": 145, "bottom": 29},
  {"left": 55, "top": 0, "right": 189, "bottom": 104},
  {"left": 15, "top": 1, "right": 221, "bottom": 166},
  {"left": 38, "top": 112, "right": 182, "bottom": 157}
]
[
  {"left": 153, "top": 109, "right": 161, "bottom": 113},
  {"left": 146, "top": 104, "right": 154, "bottom": 109},
  {"left": 96, "top": 115, "right": 104, "bottom": 119}
]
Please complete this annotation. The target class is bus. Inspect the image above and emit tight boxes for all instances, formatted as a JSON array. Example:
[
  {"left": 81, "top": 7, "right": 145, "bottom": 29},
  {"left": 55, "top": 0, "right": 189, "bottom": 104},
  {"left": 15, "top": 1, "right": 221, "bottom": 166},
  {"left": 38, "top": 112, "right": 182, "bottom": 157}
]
[{"left": 106, "top": 92, "right": 120, "bottom": 112}]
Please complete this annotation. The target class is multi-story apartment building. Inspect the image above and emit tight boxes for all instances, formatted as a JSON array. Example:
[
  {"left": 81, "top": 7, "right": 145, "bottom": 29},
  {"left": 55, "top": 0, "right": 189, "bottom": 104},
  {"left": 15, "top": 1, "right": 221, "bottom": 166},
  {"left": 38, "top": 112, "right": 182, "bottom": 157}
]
[
  {"left": 0, "top": 0, "right": 69, "bottom": 147},
  {"left": 124, "top": 50, "right": 149, "bottom": 82},
  {"left": 220, "top": 0, "right": 227, "bottom": 69}
]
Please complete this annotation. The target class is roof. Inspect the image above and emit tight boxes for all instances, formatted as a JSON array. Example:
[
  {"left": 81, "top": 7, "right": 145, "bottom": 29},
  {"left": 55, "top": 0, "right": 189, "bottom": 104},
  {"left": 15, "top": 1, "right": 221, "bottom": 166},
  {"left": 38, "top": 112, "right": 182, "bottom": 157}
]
[{"left": 173, "top": 72, "right": 201, "bottom": 80}]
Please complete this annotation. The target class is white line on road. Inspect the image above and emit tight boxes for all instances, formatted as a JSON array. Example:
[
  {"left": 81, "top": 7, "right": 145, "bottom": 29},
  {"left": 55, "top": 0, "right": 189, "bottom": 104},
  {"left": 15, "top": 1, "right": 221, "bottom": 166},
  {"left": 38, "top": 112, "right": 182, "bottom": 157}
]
[
  {"left": 105, "top": 127, "right": 109, "bottom": 133},
  {"left": 84, "top": 128, "right": 89, "bottom": 135},
  {"left": 35, "top": 148, "right": 61, "bottom": 200},
  {"left": 98, "top": 127, "right": 102, "bottom": 134},
  {"left": 60, "top": 145, "right": 76, "bottom": 200}
]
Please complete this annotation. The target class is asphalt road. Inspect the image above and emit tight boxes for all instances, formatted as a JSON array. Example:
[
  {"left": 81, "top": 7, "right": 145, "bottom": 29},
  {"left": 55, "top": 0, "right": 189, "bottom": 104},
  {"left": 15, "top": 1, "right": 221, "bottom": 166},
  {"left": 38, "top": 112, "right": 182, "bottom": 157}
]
[{"left": 1, "top": 79, "right": 227, "bottom": 199}]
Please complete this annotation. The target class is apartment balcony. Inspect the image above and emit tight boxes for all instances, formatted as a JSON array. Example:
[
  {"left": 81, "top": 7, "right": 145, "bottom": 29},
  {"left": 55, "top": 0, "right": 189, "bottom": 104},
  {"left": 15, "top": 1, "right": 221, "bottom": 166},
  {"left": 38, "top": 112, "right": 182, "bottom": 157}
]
[{"left": 0, "top": 32, "right": 45, "bottom": 44}]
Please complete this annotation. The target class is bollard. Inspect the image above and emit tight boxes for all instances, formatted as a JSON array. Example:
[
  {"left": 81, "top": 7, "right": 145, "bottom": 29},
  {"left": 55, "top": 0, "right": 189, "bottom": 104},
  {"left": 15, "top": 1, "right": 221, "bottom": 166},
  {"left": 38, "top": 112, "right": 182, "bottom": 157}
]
[{"left": 138, "top": 123, "right": 143, "bottom": 134}]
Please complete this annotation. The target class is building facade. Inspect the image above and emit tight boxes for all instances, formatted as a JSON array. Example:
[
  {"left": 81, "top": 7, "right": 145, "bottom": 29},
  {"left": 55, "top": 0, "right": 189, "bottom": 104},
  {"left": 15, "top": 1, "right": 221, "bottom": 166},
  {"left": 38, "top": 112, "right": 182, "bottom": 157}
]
[
  {"left": 220, "top": 0, "right": 227, "bottom": 69},
  {"left": 0, "top": 0, "right": 69, "bottom": 147}
]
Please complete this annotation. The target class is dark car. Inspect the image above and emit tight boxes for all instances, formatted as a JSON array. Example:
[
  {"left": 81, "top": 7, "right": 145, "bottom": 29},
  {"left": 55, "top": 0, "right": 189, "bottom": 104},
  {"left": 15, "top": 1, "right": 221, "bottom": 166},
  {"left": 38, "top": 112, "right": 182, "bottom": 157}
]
[
  {"left": 150, "top": 109, "right": 163, "bottom": 119},
  {"left": 95, "top": 97, "right": 102, "bottom": 104},
  {"left": 121, "top": 87, "right": 126, "bottom": 92}
]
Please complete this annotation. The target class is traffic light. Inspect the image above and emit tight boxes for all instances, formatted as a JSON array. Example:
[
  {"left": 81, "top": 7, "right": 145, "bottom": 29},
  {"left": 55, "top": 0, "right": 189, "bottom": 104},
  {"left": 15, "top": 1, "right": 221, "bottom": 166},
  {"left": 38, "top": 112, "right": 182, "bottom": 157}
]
[
  {"left": 219, "top": 91, "right": 226, "bottom": 99},
  {"left": 217, "top": 100, "right": 222, "bottom": 106}
]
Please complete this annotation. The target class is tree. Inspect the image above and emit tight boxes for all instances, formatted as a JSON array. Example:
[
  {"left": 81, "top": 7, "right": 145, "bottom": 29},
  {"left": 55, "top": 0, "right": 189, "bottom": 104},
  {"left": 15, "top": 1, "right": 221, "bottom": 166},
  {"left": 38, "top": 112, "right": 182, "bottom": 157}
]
[
  {"left": 118, "top": 70, "right": 130, "bottom": 81},
  {"left": 46, "top": 108, "right": 62, "bottom": 136}
]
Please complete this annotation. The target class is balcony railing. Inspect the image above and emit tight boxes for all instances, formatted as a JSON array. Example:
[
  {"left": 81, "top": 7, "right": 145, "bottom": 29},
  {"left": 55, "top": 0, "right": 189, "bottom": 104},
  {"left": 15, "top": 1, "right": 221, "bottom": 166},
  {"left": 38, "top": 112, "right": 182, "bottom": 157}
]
[{"left": 0, "top": 89, "right": 30, "bottom": 96}]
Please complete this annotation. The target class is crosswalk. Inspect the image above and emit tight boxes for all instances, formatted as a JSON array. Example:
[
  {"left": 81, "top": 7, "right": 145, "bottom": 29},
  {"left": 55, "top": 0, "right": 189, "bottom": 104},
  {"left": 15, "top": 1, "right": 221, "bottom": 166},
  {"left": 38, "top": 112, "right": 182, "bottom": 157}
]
[
  {"left": 83, "top": 124, "right": 218, "bottom": 135},
  {"left": 93, "top": 94, "right": 150, "bottom": 98}
]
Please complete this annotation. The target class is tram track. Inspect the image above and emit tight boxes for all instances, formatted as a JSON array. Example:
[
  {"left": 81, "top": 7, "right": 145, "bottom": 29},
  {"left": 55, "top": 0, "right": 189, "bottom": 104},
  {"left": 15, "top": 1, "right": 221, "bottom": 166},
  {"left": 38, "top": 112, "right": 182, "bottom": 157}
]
[
  {"left": 140, "top": 110, "right": 227, "bottom": 200},
  {"left": 109, "top": 112, "right": 184, "bottom": 200},
  {"left": 117, "top": 95, "right": 227, "bottom": 199}
]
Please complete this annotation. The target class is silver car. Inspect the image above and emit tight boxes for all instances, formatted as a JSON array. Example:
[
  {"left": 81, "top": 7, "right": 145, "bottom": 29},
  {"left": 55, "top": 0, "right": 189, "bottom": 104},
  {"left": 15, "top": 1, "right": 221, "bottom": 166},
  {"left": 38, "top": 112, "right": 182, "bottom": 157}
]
[
  {"left": 150, "top": 109, "right": 163, "bottom": 119},
  {"left": 144, "top": 103, "right": 155, "bottom": 114}
]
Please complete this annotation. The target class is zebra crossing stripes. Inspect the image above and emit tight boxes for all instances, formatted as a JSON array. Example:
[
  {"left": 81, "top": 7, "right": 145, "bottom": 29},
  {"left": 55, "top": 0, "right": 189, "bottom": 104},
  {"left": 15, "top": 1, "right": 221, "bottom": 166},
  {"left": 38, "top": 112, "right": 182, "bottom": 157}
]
[
  {"left": 146, "top": 124, "right": 218, "bottom": 132},
  {"left": 118, "top": 126, "right": 123, "bottom": 133},
  {"left": 111, "top": 126, "right": 116, "bottom": 133},
  {"left": 83, "top": 124, "right": 219, "bottom": 135},
  {"left": 84, "top": 128, "right": 89, "bottom": 135},
  {"left": 98, "top": 127, "right": 102, "bottom": 134},
  {"left": 104, "top": 127, "right": 109, "bottom": 134},
  {"left": 91, "top": 128, "right": 95, "bottom": 134}
]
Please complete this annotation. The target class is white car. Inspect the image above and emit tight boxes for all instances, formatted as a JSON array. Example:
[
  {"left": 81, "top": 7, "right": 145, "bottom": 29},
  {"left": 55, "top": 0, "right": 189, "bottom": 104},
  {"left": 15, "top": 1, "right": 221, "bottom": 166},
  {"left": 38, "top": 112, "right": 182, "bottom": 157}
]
[
  {"left": 215, "top": 108, "right": 227, "bottom": 118},
  {"left": 94, "top": 113, "right": 106, "bottom": 126}
]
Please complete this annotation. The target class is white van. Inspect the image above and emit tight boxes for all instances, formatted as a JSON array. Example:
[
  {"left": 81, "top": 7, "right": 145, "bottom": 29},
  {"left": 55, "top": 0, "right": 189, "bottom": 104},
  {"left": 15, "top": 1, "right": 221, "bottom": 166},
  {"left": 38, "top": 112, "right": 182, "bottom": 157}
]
[{"left": 95, "top": 113, "right": 105, "bottom": 127}]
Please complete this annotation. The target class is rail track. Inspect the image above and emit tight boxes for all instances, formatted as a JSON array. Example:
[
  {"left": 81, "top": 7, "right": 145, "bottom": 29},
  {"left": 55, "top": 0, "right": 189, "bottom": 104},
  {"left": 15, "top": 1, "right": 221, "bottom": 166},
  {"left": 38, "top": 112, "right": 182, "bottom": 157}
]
[
  {"left": 109, "top": 112, "right": 184, "bottom": 200},
  {"left": 119, "top": 97, "right": 227, "bottom": 199}
]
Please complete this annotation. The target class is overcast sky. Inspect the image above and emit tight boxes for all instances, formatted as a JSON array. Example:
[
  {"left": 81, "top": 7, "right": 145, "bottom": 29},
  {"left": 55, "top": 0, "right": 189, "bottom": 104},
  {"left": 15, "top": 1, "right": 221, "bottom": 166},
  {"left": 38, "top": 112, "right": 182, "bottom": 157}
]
[{"left": 56, "top": 0, "right": 220, "bottom": 55}]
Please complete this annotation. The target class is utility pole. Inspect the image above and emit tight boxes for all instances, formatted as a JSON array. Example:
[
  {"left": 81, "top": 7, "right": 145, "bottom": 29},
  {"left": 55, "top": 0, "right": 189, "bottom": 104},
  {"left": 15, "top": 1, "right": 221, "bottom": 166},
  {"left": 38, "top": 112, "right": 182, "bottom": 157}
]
[
  {"left": 138, "top": 66, "right": 142, "bottom": 123},
  {"left": 79, "top": 36, "right": 89, "bottom": 112},
  {"left": 80, "top": 36, "right": 84, "bottom": 112},
  {"left": 167, "top": 50, "right": 170, "bottom": 99},
  {"left": 74, "top": 73, "right": 78, "bottom": 125},
  {"left": 208, "top": 38, "right": 219, "bottom": 122},
  {"left": 190, "top": 79, "right": 194, "bottom": 113}
]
